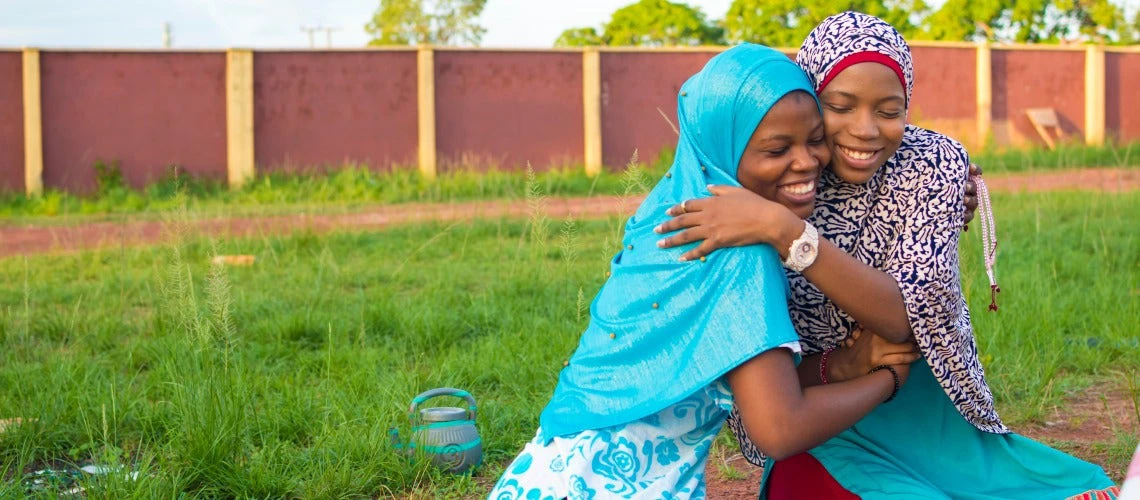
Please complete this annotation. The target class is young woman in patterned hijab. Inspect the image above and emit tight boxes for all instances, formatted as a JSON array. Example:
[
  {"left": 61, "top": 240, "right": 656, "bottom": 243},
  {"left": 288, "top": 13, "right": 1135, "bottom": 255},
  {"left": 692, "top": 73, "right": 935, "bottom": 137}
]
[
  {"left": 489, "top": 43, "right": 919, "bottom": 500},
  {"left": 656, "top": 11, "right": 1118, "bottom": 499}
]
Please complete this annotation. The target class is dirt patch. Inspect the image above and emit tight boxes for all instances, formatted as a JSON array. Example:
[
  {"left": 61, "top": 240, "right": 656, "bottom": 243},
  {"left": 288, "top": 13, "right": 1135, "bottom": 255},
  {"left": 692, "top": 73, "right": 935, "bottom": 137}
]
[
  {"left": 705, "top": 449, "right": 765, "bottom": 499},
  {"left": 0, "top": 196, "right": 636, "bottom": 259},
  {"left": 2, "top": 168, "right": 1137, "bottom": 259},
  {"left": 1017, "top": 387, "right": 1139, "bottom": 482},
  {"left": 981, "top": 167, "right": 1139, "bottom": 193}
]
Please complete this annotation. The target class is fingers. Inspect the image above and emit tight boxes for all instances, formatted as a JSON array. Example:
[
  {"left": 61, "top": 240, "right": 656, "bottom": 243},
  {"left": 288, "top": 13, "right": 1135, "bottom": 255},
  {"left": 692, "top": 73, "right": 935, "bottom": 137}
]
[
  {"left": 879, "top": 352, "right": 922, "bottom": 366},
  {"left": 969, "top": 163, "right": 983, "bottom": 177},
  {"left": 849, "top": 328, "right": 863, "bottom": 341},
  {"left": 666, "top": 198, "right": 707, "bottom": 217},
  {"left": 963, "top": 189, "right": 978, "bottom": 228},
  {"left": 964, "top": 179, "right": 978, "bottom": 197},
  {"left": 656, "top": 226, "right": 705, "bottom": 249},
  {"left": 655, "top": 213, "right": 700, "bottom": 235},
  {"left": 707, "top": 184, "right": 750, "bottom": 197},
  {"left": 707, "top": 184, "right": 730, "bottom": 196},
  {"left": 680, "top": 240, "right": 719, "bottom": 262}
]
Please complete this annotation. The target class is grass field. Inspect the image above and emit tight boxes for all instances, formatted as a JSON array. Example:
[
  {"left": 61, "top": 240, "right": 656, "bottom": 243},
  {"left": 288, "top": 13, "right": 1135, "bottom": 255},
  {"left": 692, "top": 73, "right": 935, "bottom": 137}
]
[
  {"left": 1, "top": 141, "right": 1137, "bottom": 222},
  {"left": 0, "top": 189, "right": 1137, "bottom": 497},
  {"left": 0, "top": 155, "right": 672, "bottom": 223}
]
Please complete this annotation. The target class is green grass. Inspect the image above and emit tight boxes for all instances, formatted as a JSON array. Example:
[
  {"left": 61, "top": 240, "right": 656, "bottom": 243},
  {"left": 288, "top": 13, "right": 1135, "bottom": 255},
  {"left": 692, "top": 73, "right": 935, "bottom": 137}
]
[
  {"left": 971, "top": 141, "right": 1140, "bottom": 174},
  {"left": 0, "top": 190, "right": 1136, "bottom": 496},
  {"left": 0, "top": 153, "right": 674, "bottom": 223},
  {"left": 2, "top": 141, "right": 1137, "bottom": 222}
]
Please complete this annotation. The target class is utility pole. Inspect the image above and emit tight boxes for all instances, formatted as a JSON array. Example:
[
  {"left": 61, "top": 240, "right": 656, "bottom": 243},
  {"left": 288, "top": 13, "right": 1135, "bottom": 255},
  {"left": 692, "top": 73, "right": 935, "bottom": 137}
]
[
  {"left": 301, "top": 26, "right": 319, "bottom": 48},
  {"left": 162, "top": 22, "right": 172, "bottom": 48},
  {"left": 301, "top": 25, "right": 338, "bottom": 48}
]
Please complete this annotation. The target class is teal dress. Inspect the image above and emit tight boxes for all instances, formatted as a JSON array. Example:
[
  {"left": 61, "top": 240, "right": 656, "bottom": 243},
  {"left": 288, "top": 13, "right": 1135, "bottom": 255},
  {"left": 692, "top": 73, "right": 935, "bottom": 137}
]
[{"left": 760, "top": 362, "right": 1115, "bottom": 499}]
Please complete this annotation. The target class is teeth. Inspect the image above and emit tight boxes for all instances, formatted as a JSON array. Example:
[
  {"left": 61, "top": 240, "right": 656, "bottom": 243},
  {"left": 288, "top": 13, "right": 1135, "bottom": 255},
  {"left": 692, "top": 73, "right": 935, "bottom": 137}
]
[
  {"left": 782, "top": 180, "right": 815, "bottom": 195},
  {"left": 840, "top": 146, "right": 874, "bottom": 160}
]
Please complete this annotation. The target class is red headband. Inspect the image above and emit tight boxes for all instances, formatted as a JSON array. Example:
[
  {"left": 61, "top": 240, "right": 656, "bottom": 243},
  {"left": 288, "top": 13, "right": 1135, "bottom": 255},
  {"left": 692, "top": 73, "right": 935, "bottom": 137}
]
[{"left": 816, "top": 51, "right": 907, "bottom": 98}]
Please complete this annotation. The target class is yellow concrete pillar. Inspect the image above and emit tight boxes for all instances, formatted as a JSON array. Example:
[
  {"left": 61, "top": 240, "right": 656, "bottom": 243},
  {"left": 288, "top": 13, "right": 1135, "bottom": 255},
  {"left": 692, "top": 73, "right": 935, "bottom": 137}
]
[
  {"left": 225, "top": 49, "right": 255, "bottom": 189},
  {"left": 975, "top": 42, "right": 992, "bottom": 149},
  {"left": 1084, "top": 45, "right": 1106, "bottom": 145},
  {"left": 22, "top": 48, "right": 42, "bottom": 197},
  {"left": 582, "top": 48, "right": 602, "bottom": 177},
  {"left": 417, "top": 46, "right": 437, "bottom": 180}
]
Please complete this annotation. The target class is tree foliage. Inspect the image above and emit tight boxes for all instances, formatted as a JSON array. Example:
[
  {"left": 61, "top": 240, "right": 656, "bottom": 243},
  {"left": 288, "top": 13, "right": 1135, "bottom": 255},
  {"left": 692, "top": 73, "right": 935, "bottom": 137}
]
[
  {"left": 554, "top": 0, "right": 723, "bottom": 47},
  {"left": 366, "top": 0, "right": 488, "bottom": 46},
  {"left": 555, "top": 27, "right": 605, "bottom": 47},
  {"left": 919, "top": 0, "right": 1129, "bottom": 43},
  {"left": 549, "top": 0, "right": 1138, "bottom": 48},
  {"left": 1126, "top": 9, "right": 1140, "bottom": 44},
  {"left": 723, "top": 0, "right": 928, "bottom": 47}
]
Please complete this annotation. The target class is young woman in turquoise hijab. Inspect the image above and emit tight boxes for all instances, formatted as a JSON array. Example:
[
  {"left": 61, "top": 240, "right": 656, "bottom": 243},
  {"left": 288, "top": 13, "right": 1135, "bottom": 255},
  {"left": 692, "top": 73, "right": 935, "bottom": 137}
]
[
  {"left": 488, "top": 43, "right": 919, "bottom": 500},
  {"left": 656, "top": 12, "right": 1118, "bottom": 500}
]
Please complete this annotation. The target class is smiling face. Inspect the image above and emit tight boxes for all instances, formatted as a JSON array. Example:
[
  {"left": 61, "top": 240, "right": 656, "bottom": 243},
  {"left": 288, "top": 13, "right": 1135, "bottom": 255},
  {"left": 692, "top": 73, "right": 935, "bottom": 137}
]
[
  {"left": 737, "top": 90, "right": 830, "bottom": 219},
  {"left": 818, "top": 62, "right": 907, "bottom": 184}
]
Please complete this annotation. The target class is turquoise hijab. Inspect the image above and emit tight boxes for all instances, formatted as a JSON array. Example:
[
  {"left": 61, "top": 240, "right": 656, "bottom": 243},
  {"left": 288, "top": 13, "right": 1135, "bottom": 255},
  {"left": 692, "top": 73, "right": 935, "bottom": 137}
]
[{"left": 539, "top": 44, "right": 817, "bottom": 441}]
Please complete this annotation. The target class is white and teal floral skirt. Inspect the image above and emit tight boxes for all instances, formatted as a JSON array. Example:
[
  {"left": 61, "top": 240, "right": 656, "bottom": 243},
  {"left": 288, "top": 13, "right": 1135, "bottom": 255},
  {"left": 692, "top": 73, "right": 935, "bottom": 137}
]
[{"left": 489, "top": 380, "right": 734, "bottom": 500}]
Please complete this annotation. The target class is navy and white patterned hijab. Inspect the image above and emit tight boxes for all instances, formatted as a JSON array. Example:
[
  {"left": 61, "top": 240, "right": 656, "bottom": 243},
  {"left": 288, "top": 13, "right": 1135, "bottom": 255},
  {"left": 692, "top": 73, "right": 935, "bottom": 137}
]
[
  {"left": 796, "top": 11, "right": 915, "bottom": 106},
  {"left": 728, "top": 11, "right": 1009, "bottom": 468}
]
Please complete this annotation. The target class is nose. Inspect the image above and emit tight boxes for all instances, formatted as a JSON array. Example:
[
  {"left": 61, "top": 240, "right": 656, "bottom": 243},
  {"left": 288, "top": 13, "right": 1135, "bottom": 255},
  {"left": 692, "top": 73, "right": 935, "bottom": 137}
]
[
  {"left": 792, "top": 144, "right": 821, "bottom": 172},
  {"left": 850, "top": 109, "right": 880, "bottom": 141}
]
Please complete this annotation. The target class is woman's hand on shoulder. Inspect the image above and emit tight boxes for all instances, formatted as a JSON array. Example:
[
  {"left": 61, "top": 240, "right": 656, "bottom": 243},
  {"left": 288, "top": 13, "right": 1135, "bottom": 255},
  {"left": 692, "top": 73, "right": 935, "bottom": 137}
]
[
  {"left": 654, "top": 185, "right": 799, "bottom": 261},
  {"left": 829, "top": 328, "right": 921, "bottom": 385}
]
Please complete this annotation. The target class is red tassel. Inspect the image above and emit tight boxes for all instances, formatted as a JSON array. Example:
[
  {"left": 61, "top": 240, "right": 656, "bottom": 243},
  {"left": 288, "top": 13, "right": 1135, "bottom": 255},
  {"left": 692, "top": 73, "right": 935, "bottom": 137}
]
[{"left": 988, "top": 285, "right": 1000, "bottom": 312}]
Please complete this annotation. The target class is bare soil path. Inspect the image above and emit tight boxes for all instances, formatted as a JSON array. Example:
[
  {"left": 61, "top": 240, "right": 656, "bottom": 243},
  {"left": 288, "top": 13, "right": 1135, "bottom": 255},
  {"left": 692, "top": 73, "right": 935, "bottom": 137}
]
[{"left": 2, "top": 168, "right": 1135, "bottom": 259}]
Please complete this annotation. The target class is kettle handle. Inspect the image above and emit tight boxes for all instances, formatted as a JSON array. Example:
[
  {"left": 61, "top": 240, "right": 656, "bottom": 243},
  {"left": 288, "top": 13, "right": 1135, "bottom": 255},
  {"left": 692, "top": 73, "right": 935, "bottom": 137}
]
[{"left": 409, "top": 387, "right": 477, "bottom": 421}]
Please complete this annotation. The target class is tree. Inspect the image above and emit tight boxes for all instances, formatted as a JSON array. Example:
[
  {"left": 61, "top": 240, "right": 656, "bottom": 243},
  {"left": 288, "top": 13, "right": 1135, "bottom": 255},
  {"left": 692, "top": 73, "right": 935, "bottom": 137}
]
[
  {"left": 366, "top": 0, "right": 488, "bottom": 46},
  {"left": 555, "top": 27, "right": 605, "bottom": 47},
  {"left": 1126, "top": 9, "right": 1140, "bottom": 44},
  {"left": 722, "top": 0, "right": 928, "bottom": 47},
  {"left": 918, "top": 0, "right": 1003, "bottom": 41},
  {"left": 920, "top": 0, "right": 1128, "bottom": 43},
  {"left": 554, "top": 0, "right": 723, "bottom": 47},
  {"left": 1048, "top": 0, "right": 1130, "bottom": 43}
]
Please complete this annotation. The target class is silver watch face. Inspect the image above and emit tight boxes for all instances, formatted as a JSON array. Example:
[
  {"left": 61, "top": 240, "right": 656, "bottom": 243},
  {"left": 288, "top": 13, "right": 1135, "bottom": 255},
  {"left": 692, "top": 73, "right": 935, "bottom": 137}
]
[
  {"left": 784, "top": 223, "right": 819, "bottom": 271},
  {"left": 792, "top": 240, "right": 818, "bottom": 268}
]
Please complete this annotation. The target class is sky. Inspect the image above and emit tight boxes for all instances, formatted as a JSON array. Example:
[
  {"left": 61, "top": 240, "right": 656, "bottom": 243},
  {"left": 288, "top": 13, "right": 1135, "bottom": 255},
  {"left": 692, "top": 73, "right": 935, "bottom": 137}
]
[
  {"left": 1, "top": 0, "right": 1136, "bottom": 50},
  {"left": 0, "top": 0, "right": 732, "bottom": 50}
]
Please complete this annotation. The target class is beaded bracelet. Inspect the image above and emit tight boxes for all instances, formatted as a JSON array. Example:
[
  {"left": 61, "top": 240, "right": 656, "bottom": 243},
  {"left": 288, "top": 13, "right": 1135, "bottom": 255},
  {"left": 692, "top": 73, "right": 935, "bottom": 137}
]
[
  {"left": 869, "top": 364, "right": 900, "bottom": 402},
  {"left": 819, "top": 349, "right": 834, "bottom": 385}
]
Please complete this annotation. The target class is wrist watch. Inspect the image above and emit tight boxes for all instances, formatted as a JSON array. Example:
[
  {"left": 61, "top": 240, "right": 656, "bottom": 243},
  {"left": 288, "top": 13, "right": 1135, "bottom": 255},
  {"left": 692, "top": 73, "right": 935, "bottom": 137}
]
[{"left": 782, "top": 221, "right": 819, "bottom": 272}]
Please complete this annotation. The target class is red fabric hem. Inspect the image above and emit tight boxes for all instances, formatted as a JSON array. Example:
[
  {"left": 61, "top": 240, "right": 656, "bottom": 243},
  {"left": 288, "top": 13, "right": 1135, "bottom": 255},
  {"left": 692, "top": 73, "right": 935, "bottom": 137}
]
[
  {"left": 1064, "top": 486, "right": 1121, "bottom": 500},
  {"left": 816, "top": 52, "right": 906, "bottom": 98},
  {"left": 767, "top": 452, "right": 860, "bottom": 500}
]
